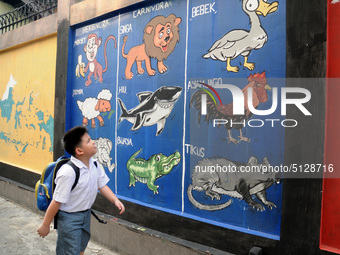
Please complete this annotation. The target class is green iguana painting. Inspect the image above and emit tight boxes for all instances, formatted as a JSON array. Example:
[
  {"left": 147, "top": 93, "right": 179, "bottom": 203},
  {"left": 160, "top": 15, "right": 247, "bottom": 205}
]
[{"left": 127, "top": 148, "right": 181, "bottom": 194}]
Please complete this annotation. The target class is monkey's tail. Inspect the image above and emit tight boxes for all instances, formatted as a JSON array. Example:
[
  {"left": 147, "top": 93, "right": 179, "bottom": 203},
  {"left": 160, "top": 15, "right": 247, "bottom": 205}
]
[
  {"left": 121, "top": 35, "right": 128, "bottom": 59},
  {"left": 187, "top": 184, "right": 232, "bottom": 211},
  {"left": 103, "top": 35, "right": 117, "bottom": 73}
]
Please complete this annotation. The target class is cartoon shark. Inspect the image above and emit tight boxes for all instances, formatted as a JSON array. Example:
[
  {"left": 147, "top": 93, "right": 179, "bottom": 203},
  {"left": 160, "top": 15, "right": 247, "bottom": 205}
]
[{"left": 118, "top": 86, "right": 182, "bottom": 136}]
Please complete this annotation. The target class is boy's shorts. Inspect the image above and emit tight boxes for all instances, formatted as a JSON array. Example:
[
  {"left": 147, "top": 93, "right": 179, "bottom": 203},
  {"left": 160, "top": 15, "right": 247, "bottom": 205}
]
[{"left": 56, "top": 209, "right": 91, "bottom": 255}]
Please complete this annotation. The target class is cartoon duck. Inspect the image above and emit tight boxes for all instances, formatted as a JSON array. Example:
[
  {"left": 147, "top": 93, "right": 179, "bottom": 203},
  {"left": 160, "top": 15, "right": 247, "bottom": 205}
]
[{"left": 202, "top": 0, "right": 279, "bottom": 73}]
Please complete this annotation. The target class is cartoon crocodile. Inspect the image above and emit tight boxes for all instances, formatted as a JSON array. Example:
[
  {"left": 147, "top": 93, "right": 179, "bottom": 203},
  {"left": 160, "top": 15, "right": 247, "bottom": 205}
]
[{"left": 127, "top": 148, "right": 181, "bottom": 194}]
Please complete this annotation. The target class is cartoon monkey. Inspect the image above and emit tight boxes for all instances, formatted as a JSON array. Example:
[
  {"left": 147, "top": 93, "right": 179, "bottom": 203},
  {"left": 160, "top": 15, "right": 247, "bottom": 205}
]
[
  {"left": 122, "top": 14, "right": 181, "bottom": 80},
  {"left": 77, "top": 34, "right": 116, "bottom": 86}
]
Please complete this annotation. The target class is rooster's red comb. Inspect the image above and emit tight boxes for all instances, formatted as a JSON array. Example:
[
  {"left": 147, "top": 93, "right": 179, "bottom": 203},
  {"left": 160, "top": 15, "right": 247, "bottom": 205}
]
[{"left": 248, "top": 71, "right": 267, "bottom": 84}]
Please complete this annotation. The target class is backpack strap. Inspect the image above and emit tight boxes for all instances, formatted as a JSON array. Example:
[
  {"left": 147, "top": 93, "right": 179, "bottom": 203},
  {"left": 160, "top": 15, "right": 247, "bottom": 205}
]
[
  {"left": 90, "top": 161, "right": 107, "bottom": 224},
  {"left": 54, "top": 160, "right": 79, "bottom": 230},
  {"left": 91, "top": 210, "right": 107, "bottom": 224},
  {"left": 66, "top": 161, "right": 80, "bottom": 191},
  {"left": 60, "top": 160, "right": 97, "bottom": 192}
]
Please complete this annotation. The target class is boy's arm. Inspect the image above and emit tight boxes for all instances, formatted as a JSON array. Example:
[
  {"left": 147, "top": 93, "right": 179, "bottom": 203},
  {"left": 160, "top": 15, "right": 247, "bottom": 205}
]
[
  {"left": 99, "top": 185, "right": 125, "bottom": 214},
  {"left": 37, "top": 200, "right": 61, "bottom": 238}
]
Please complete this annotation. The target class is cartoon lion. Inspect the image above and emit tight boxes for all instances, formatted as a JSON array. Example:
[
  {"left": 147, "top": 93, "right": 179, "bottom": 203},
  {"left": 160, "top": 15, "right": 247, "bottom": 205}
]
[{"left": 122, "top": 14, "right": 181, "bottom": 80}]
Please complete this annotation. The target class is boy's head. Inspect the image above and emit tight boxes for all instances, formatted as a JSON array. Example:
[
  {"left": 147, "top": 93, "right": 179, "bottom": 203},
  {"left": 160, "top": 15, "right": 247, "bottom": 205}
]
[{"left": 62, "top": 126, "right": 96, "bottom": 157}]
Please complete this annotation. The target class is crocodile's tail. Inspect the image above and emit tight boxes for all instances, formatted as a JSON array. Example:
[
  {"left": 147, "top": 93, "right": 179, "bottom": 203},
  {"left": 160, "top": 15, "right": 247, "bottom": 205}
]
[
  {"left": 132, "top": 148, "right": 142, "bottom": 159},
  {"left": 127, "top": 148, "right": 142, "bottom": 168},
  {"left": 187, "top": 184, "right": 232, "bottom": 211}
]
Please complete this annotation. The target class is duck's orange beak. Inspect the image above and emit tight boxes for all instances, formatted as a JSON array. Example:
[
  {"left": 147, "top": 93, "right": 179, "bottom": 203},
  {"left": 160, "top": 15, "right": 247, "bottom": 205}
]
[{"left": 256, "top": 0, "right": 279, "bottom": 17}]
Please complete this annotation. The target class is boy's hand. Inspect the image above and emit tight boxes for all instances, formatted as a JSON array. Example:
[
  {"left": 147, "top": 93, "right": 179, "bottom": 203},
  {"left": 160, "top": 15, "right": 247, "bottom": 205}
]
[
  {"left": 99, "top": 185, "right": 125, "bottom": 214},
  {"left": 114, "top": 199, "right": 125, "bottom": 215},
  {"left": 37, "top": 224, "right": 50, "bottom": 238}
]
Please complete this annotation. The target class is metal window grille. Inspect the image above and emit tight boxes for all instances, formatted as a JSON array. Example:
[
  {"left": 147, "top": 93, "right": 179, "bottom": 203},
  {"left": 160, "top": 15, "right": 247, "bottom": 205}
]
[{"left": 0, "top": 0, "right": 58, "bottom": 34}]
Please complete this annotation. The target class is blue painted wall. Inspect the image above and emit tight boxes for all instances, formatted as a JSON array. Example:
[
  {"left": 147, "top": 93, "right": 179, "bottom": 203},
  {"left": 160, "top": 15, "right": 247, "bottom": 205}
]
[{"left": 67, "top": 0, "right": 285, "bottom": 240}]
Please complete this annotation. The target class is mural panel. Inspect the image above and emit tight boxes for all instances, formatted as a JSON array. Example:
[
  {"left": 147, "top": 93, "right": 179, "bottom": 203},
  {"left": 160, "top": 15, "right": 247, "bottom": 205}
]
[
  {"left": 184, "top": 0, "right": 285, "bottom": 239},
  {"left": 116, "top": 0, "right": 186, "bottom": 212},
  {"left": 69, "top": 16, "right": 119, "bottom": 190},
  {"left": 67, "top": 0, "right": 285, "bottom": 240},
  {"left": 0, "top": 35, "right": 56, "bottom": 173}
]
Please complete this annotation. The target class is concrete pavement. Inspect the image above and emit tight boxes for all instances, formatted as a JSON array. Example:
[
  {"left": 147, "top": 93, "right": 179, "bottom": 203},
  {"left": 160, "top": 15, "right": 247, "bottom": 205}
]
[
  {"left": 0, "top": 196, "right": 120, "bottom": 255},
  {"left": 0, "top": 178, "right": 232, "bottom": 255}
]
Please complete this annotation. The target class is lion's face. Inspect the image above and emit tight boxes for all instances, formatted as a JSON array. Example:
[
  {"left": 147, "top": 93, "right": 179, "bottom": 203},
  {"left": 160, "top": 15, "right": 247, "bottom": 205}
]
[
  {"left": 143, "top": 14, "right": 181, "bottom": 61},
  {"left": 153, "top": 22, "right": 174, "bottom": 53}
]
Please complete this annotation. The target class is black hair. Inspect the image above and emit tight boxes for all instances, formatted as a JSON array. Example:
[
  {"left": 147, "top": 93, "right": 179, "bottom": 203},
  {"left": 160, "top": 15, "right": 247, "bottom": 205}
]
[{"left": 62, "top": 126, "right": 88, "bottom": 156}]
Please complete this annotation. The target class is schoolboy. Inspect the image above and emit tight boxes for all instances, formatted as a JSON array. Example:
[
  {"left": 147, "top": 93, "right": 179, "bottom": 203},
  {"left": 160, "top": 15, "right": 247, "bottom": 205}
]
[{"left": 37, "top": 126, "right": 125, "bottom": 255}]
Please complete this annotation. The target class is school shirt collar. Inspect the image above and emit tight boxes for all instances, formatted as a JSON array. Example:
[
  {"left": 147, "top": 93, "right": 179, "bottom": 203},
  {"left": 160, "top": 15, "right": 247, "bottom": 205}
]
[{"left": 70, "top": 155, "right": 96, "bottom": 170}]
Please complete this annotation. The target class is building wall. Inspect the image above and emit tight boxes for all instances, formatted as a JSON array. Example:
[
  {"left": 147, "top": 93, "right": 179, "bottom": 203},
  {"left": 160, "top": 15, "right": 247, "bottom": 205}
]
[
  {"left": 0, "top": 3, "right": 58, "bottom": 184},
  {"left": 60, "top": 1, "right": 330, "bottom": 254},
  {"left": 0, "top": 35, "right": 56, "bottom": 173},
  {"left": 0, "top": 0, "right": 334, "bottom": 254}
]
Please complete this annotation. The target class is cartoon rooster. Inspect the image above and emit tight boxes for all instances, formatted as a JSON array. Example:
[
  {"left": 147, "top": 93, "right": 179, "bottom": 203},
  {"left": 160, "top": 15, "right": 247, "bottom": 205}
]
[{"left": 190, "top": 72, "right": 271, "bottom": 144}]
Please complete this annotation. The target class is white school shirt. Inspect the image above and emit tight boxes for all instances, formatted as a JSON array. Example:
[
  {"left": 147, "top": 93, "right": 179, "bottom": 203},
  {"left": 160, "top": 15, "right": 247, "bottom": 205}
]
[{"left": 53, "top": 156, "right": 109, "bottom": 213}]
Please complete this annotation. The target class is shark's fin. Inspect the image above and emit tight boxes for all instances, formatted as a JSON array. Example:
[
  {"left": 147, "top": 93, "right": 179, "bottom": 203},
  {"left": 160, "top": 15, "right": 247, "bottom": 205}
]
[
  {"left": 156, "top": 118, "right": 166, "bottom": 136},
  {"left": 118, "top": 98, "right": 128, "bottom": 123},
  {"left": 131, "top": 112, "right": 146, "bottom": 131},
  {"left": 137, "top": 92, "right": 152, "bottom": 103}
]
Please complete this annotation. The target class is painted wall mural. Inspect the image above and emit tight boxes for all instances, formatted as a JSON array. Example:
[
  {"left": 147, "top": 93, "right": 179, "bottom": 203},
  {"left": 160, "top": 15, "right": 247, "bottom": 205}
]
[
  {"left": 68, "top": 0, "right": 285, "bottom": 240},
  {"left": 0, "top": 35, "right": 56, "bottom": 173}
]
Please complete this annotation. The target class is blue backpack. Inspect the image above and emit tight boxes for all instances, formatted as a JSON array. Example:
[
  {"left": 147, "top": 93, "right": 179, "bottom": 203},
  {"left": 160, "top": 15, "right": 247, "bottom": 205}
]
[
  {"left": 35, "top": 156, "right": 106, "bottom": 228},
  {"left": 35, "top": 156, "right": 79, "bottom": 211}
]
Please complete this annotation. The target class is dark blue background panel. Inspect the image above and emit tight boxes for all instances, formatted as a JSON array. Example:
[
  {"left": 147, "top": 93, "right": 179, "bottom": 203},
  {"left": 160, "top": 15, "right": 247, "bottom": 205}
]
[{"left": 66, "top": 0, "right": 286, "bottom": 240}]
